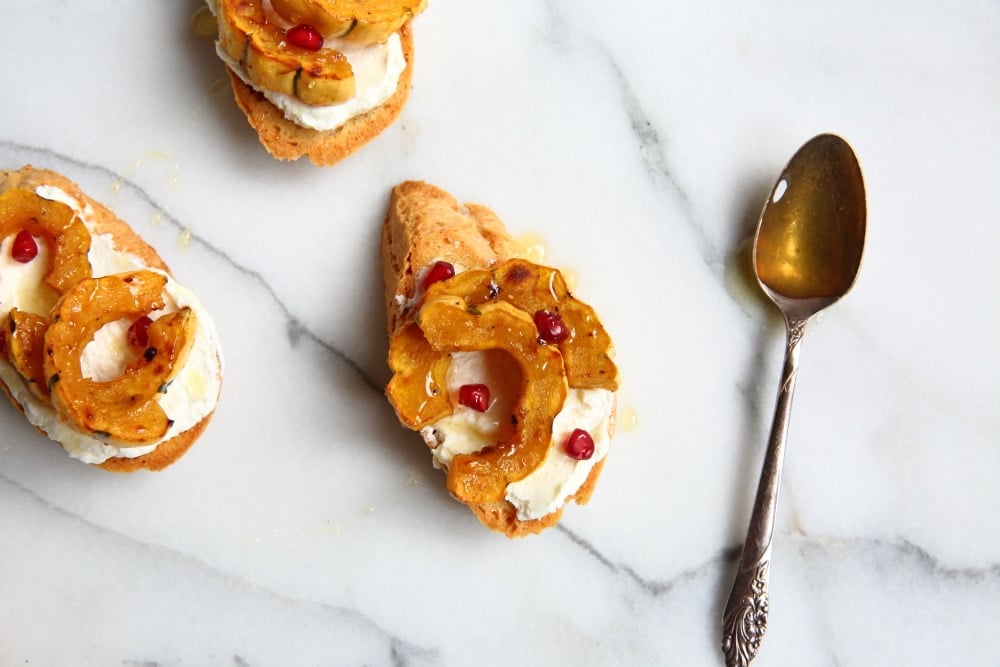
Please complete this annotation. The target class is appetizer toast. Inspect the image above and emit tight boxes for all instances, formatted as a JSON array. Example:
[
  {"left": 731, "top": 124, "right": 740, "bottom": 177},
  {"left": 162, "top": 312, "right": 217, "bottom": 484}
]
[
  {"left": 0, "top": 166, "right": 222, "bottom": 471},
  {"left": 382, "top": 182, "right": 619, "bottom": 537}
]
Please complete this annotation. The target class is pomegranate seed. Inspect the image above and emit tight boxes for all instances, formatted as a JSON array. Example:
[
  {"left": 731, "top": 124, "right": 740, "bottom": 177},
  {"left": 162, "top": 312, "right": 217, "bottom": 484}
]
[
  {"left": 11, "top": 230, "right": 38, "bottom": 263},
  {"left": 127, "top": 316, "right": 153, "bottom": 348},
  {"left": 422, "top": 261, "right": 455, "bottom": 290},
  {"left": 533, "top": 309, "right": 569, "bottom": 344},
  {"left": 458, "top": 384, "right": 490, "bottom": 412},
  {"left": 286, "top": 24, "right": 324, "bottom": 51},
  {"left": 564, "top": 428, "right": 595, "bottom": 460}
]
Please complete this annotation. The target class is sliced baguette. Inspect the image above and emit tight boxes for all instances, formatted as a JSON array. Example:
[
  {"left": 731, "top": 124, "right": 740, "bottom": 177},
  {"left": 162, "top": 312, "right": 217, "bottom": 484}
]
[
  {"left": 0, "top": 166, "right": 222, "bottom": 472},
  {"left": 381, "top": 181, "right": 614, "bottom": 537}
]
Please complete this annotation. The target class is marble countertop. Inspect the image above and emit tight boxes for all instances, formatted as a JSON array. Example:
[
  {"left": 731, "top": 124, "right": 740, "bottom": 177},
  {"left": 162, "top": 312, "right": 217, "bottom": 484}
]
[{"left": 2, "top": 1, "right": 998, "bottom": 665}]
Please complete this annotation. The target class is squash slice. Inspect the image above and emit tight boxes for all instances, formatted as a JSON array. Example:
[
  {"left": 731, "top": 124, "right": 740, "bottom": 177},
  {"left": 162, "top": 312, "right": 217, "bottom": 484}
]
[
  {"left": 389, "top": 297, "right": 567, "bottom": 503},
  {"left": 424, "top": 258, "right": 618, "bottom": 391},
  {"left": 85, "top": 308, "right": 197, "bottom": 404},
  {"left": 270, "top": 0, "right": 426, "bottom": 44},
  {"left": 5, "top": 309, "right": 50, "bottom": 401},
  {"left": 0, "top": 188, "right": 91, "bottom": 293},
  {"left": 385, "top": 320, "right": 451, "bottom": 428},
  {"left": 44, "top": 271, "right": 197, "bottom": 446},
  {"left": 386, "top": 259, "right": 618, "bottom": 504},
  {"left": 217, "top": 0, "right": 356, "bottom": 105}
]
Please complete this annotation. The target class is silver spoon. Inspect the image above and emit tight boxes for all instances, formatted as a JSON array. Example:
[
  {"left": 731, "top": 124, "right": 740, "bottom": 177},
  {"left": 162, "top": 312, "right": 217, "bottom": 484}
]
[{"left": 721, "top": 133, "right": 866, "bottom": 666}]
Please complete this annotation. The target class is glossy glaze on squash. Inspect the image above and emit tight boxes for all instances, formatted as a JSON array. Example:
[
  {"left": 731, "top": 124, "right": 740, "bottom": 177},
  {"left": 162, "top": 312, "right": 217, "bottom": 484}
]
[{"left": 387, "top": 259, "right": 619, "bottom": 503}]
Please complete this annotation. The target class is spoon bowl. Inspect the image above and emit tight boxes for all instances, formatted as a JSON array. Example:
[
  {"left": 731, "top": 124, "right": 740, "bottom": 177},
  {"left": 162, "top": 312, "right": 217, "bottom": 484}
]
[
  {"left": 754, "top": 134, "right": 866, "bottom": 312},
  {"left": 722, "top": 133, "right": 866, "bottom": 666}
]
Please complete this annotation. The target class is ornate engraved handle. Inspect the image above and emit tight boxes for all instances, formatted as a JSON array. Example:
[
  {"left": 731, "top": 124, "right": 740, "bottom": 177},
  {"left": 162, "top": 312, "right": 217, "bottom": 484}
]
[
  {"left": 722, "top": 318, "right": 806, "bottom": 666},
  {"left": 722, "top": 556, "right": 770, "bottom": 667}
]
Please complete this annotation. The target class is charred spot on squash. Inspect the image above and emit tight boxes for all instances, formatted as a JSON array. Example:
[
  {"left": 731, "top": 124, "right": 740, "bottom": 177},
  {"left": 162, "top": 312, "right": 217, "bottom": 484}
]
[{"left": 503, "top": 263, "right": 531, "bottom": 283}]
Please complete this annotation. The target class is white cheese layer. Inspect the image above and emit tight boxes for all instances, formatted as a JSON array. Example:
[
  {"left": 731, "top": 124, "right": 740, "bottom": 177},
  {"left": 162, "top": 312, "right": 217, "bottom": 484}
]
[
  {"left": 505, "top": 387, "right": 615, "bottom": 521},
  {"left": 211, "top": 2, "right": 406, "bottom": 133},
  {"left": 420, "top": 350, "right": 616, "bottom": 522},
  {"left": 0, "top": 187, "right": 222, "bottom": 464}
]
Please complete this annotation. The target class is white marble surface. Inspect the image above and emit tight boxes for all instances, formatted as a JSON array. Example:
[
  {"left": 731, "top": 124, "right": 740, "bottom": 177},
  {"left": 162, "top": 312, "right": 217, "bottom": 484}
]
[{"left": 1, "top": 1, "right": 998, "bottom": 665}]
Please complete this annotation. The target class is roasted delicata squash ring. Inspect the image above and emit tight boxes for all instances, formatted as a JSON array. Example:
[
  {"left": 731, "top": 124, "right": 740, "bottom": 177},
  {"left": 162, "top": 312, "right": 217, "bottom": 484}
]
[
  {"left": 390, "top": 297, "right": 567, "bottom": 503},
  {"left": 386, "top": 258, "right": 619, "bottom": 504},
  {"left": 270, "top": 0, "right": 426, "bottom": 44},
  {"left": 5, "top": 309, "right": 50, "bottom": 401},
  {"left": 0, "top": 188, "right": 93, "bottom": 398},
  {"left": 85, "top": 308, "right": 197, "bottom": 404},
  {"left": 217, "top": 0, "right": 356, "bottom": 106},
  {"left": 418, "top": 258, "right": 619, "bottom": 390},
  {"left": 43, "top": 271, "right": 197, "bottom": 446},
  {"left": 0, "top": 188, "right": 91, "bottom": 293}
]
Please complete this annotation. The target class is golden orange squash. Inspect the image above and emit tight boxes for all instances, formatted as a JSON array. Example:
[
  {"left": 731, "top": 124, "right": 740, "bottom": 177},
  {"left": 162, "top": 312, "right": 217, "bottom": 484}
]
[
  {"left": 423, "top": 258, "right": 619, "bottom": 391},
  {"left": 5, "top": 309, "right": 50, "bottom": 401},
  {"left": 0, "top": 188, "right": 91, "bottom": 293},
  {"left": 270, "top": 0, "right": 426, "bottom": 44},
  {"left": 386, "top": 259, "right": 619, "bottom": 504},
  {"left": 44, "top": 271, "right": 197, "bottom": 445},
  {"left": 217, "top": 0, "right": 356, "bottom": 106}
]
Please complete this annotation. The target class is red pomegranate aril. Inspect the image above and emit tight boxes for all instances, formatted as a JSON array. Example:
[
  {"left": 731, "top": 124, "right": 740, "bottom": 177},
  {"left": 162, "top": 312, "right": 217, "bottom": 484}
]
[
  {"left": 422, "top": 260, "right": 455, "bottom": 290},
  {"left": 458, "top": 383, "right": 490, "bottom": 412},
  {"left": 11, "top": 230, "right": 38, "bottom": 263},
  {"left": 564, "top": 428, "right": 595, "bottom": 460},
  {"left": 127, "top": 316, "right": 153, "bottom": 348},
  {"left": 534, "top": 309, "right": 569, "bottom": 344},
  {"left": 286, "top": 24, "right": 324, "bottom": 51}
]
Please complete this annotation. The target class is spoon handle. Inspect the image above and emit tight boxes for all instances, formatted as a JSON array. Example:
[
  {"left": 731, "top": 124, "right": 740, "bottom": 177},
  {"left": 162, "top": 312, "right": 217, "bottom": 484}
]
[{"left": 722, "top": 317, "right": 807, "bottom": 667}]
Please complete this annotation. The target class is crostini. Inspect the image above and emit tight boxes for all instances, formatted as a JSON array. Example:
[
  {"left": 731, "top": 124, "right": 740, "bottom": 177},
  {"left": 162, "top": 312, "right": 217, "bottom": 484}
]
[{"left": 0, "top": 166, "right": 223, "bottom": 471}]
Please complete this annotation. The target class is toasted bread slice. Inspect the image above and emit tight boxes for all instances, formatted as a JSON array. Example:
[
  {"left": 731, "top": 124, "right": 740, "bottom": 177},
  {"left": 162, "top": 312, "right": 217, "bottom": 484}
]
[
  {"left": 225, "top": 22, "right": 414, "bottom": 166},
  {"left": 0, "top": 166, "right": 222, "bottom": 472},
  {"left": 382, "top": 181, "right": 616, "bottom": 537}
]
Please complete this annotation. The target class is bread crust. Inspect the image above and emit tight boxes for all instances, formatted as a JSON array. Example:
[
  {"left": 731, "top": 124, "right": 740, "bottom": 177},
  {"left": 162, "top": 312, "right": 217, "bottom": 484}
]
[
  {"left": 0, "top": 166, "right": 220, "bottom": 472},
  {"left": 226, "top": 23, "right": 414, "bottom": 166},
  {"left": 381, "top": 180, "right": 525, "bottom": 335},
  {"left": 382, "top": 181, "right": 613, "bottom": 537}
]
